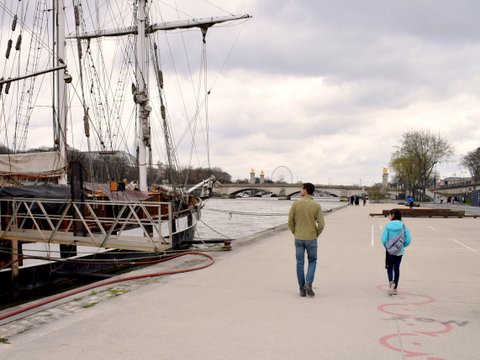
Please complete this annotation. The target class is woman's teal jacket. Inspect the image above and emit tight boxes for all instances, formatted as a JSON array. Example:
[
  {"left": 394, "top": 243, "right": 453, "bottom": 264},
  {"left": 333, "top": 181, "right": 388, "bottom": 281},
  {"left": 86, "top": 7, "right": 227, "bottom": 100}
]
[{"left": 381, "top": 220, "right": 412, "bottom": 255}]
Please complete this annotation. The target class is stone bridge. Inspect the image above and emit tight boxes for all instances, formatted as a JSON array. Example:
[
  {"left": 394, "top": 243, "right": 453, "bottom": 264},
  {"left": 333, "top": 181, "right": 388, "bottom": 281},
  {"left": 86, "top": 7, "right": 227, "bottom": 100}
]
[{"left": 213, "top": 183, "right": 367, "bottom": 198}]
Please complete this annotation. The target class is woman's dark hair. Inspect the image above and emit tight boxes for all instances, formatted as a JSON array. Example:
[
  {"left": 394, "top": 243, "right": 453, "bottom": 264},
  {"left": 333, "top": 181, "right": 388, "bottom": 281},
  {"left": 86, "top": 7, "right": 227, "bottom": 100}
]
[{"left": 390, "top": 208, "right": 402, "bottom": 221}]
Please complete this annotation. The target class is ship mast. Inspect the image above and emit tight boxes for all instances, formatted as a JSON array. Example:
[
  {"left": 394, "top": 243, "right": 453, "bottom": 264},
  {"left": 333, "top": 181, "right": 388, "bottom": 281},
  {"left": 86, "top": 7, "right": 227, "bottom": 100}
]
[
  {"left": 136, "top": 0, "right": 149, "bottom": 191},
  {"left": 70, "top": 3, "right": 251, "bottom": 192},
  {"left": 54, "top": 0, "right": 68, "bottom": 184}
]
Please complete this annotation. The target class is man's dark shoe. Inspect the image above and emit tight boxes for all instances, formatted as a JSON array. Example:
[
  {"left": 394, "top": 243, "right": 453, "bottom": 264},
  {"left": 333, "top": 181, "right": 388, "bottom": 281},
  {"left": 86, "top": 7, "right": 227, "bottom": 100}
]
[
  {"left": 304, "top": 283, "right": 315, "bottom": 297},
  {"left": 299, "top": 289, "right": 306, "bottom": 297}
]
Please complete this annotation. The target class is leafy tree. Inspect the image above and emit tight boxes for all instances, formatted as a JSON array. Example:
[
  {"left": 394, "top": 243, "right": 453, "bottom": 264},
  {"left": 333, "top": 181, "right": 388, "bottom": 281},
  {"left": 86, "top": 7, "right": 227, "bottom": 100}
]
[
  {"left": 390, "top": 130, "right": 453, "bottom": 201},
  {"left": 390, "top": 155, "right": 419, "bottom": 197},
  {"left": 367, "top": 185, "right": 384, "bottom": 200},
  {"left": 461, "top": 147, "right": 480, "bottom": 182}
]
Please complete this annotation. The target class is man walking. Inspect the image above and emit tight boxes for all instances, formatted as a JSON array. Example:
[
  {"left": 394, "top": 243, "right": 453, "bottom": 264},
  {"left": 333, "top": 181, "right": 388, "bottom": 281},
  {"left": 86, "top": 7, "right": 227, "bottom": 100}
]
[{"left": 288, "top": 183, "right": 325, "bottom": 297}]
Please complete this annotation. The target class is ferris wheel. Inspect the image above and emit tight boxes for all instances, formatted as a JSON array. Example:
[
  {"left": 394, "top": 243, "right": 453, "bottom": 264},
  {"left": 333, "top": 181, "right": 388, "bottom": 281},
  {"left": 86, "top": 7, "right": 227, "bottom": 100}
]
[{"left": 271, "top": 166, "right": 294, "bottom": 183}]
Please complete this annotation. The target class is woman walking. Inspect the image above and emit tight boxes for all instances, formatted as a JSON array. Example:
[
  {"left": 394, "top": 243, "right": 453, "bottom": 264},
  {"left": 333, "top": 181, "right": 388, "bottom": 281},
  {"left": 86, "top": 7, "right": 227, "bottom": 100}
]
[{"left": 381, "top": 209, "right": 412, "bottom": 295}]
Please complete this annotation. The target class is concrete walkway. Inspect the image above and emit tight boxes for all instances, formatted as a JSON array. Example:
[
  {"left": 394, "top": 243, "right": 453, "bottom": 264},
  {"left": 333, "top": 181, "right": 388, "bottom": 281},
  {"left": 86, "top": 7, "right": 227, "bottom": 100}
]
[{"left": 1, "top": 202, "right": 479, "bottom": 359}]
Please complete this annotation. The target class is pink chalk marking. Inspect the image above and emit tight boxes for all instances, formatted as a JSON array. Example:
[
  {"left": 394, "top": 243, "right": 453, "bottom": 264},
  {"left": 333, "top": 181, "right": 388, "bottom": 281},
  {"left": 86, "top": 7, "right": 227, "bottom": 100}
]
[
  {"left": 377, "top": 284, "right": 454, "bottom": 359},
  {"left": 379, "top": 333, "right": 431, "bottom": 357}
]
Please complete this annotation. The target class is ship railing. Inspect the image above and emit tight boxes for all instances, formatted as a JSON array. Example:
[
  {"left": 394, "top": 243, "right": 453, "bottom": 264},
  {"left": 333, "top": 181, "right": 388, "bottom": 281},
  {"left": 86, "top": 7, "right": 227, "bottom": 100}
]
[{"left": 0, "top": 198, "right": 176, "bottom": 253}]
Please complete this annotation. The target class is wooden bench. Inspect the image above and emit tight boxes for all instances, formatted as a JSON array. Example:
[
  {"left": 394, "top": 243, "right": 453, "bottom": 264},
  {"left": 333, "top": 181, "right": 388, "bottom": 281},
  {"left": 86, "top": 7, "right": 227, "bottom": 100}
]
[{"left": 369, "top": 208, "right": 467, "bottom": 218}]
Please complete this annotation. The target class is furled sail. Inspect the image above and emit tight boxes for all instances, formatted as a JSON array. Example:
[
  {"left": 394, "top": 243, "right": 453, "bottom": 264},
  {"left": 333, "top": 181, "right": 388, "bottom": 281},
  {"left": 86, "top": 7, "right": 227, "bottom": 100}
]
[{"left": 0, "top": 151, "right": 66, "bottom": 178}]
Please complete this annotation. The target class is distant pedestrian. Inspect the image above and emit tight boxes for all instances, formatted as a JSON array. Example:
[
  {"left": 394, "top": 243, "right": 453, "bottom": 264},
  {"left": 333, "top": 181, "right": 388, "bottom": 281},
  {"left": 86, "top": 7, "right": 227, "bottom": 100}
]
[
  {"left": 288, "top": 183, "right": 325, "bottom": 297},
  {"left": 381, "top": 209, "right": 412, "bottom": 296},
  {"left": 362, "top": 196, "right": 367, "bottom": 206},
  {"left": 407, "top": 196, "right": 414, "bottom": 208}
]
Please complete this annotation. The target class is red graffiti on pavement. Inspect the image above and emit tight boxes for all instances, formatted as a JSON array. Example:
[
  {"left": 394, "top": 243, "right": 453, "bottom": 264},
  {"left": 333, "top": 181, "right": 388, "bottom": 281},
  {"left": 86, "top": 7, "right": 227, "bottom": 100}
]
[{"left": 376, "top": 284, "right": 455, "bottom": 359}]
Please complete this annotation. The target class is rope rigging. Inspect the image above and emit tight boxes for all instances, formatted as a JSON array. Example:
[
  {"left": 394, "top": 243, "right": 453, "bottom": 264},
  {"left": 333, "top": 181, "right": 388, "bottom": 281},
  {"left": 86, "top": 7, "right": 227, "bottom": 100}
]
[
  {"left": 1, "top": 1, "right": 249, "bottom": 184},
  {"left": 151, "top": 40, "right": 180, "bottom": 184},
  {"left": 72, "top": 2, "right": 95, "bottom": 182},
  {"left": 70, "top": 0, "right": 140, "bottom": 182},
  {"left": 0, "top": 1, "right": 67, "bottom": 179},
  {"left": 1, "top": 1, "right": 47, "bottom": 152},
  {"left": 13, "top": 2, "right": 46, "bottom": 152}
]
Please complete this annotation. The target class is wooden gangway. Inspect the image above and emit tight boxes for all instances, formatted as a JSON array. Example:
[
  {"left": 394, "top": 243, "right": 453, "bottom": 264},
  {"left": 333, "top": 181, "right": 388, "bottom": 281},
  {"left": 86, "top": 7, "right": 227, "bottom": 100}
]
[{"left": 0, "top": 197, "right": 178, "bottom": 252}]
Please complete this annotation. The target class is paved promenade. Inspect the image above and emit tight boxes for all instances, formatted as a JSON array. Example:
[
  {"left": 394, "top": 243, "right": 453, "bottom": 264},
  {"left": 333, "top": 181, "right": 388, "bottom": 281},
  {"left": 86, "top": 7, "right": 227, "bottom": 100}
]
[{"left": 1, "top": 202, "right": 479, "bottom": 359}]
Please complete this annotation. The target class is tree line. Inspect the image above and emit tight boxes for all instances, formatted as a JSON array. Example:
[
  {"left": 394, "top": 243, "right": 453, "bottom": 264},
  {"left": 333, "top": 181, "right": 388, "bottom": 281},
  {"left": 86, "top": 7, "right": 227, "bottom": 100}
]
[
  {"left": 68, "top": 150, "right": 234, "bottom": 185},
  {"left": 0, "top": 146, "right": 233, "bottom": 185}
]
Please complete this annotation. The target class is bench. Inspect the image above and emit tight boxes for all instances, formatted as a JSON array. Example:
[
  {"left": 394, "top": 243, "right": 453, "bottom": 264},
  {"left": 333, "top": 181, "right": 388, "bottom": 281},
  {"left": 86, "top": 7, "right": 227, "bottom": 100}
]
[{"left": 369, "top": 208, "right": 467, "bottom": 218}]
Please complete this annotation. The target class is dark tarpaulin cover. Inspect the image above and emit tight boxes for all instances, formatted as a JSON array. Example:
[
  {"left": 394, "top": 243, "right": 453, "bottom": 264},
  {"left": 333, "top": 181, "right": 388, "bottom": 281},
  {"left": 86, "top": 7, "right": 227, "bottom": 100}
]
[
  {"left": 0, "top": 184, "right": 151, "bottom": 221},
  {"left": 0, "top": 184, "right": 70, "bottom": 199},
  {"left": 0, "top": 184, "right": 151, "bottom": 202},
  {"left": 0, "top": 185, "right": 71, "bottom": 217}
]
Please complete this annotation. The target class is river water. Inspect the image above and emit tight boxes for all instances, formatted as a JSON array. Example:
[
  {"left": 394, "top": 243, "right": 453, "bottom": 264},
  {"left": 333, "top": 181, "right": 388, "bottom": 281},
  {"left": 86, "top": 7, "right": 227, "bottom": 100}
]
[{"left": 194, "top": 197, "right": 345, "bottom": 241}]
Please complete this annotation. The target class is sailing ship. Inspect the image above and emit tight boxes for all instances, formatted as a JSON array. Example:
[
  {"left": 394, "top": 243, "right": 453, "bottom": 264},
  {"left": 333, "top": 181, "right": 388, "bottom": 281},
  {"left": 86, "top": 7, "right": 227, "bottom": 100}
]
[{"left": 0, "top": 1, "right": 250, "bottom": 301}]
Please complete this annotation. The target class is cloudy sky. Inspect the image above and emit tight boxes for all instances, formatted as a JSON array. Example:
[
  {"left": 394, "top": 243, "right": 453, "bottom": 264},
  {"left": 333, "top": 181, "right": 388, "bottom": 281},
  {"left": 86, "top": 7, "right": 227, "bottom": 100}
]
[
  {"left": 2, "top": 0, "right": 480, "bottom": 186},
  {"left": 157, "top": 0, "right": 480, "bottom": 186}
]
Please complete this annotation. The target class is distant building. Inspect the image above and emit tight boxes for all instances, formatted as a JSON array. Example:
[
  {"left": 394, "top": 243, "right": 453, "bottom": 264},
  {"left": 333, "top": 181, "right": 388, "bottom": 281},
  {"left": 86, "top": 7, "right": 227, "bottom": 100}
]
[
  {"left": 437, "top": 176, "right": 472, "bottom": 188},
  {"left": 382, "top": 167, "right": 388, "bottom": 189}
]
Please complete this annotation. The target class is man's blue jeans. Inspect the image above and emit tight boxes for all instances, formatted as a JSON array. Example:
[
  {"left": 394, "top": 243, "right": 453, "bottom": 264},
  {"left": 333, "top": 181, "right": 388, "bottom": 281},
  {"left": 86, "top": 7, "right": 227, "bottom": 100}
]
[{"left": 295, "top": 239, "right": 318, "bottom": 291}]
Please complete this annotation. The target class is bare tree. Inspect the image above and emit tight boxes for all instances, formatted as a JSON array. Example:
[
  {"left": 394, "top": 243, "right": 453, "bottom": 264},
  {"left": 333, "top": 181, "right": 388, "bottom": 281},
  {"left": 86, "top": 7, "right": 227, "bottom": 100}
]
[{"left": 461, "top": 147, "right": 480, "bottom": 182}]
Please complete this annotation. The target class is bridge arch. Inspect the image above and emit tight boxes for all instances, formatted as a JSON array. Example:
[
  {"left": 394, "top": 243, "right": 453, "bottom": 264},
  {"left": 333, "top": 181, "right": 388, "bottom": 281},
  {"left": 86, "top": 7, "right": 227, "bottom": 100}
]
[{"left": 229, "top": 187, "right": 275, "bottom": 197}]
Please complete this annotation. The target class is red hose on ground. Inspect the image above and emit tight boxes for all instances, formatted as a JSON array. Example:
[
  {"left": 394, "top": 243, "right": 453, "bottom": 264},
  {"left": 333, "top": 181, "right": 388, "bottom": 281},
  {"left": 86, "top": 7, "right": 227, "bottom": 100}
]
[{"left": 0, "top": 251, "right": 214, "bottom": 322}]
